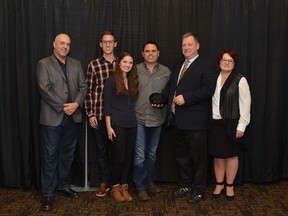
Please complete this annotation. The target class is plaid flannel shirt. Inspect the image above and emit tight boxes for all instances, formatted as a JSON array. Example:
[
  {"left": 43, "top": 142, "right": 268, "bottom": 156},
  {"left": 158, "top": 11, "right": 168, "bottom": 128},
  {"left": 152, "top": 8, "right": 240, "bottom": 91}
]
[{"left": 84, "top": 56, "right": 116, "bottom": 120}]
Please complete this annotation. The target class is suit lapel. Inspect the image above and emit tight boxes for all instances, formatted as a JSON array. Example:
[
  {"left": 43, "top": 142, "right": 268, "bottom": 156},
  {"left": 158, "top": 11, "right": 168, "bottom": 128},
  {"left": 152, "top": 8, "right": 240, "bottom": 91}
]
[
  {"left": 66, "top": 57, "right": 73, "bottom": 79},
  {"left": 50, "top": 55, "right": 67, "bottom": 81},
  {"left": 177, "top": 57, "right": 199, "bottom": 84}
]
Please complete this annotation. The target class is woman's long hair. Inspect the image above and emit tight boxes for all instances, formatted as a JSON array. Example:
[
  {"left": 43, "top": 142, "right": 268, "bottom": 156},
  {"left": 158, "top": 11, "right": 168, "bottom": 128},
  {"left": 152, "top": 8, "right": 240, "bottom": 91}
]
[{"left": 114, "top": 52, "right": 138, "bottom": 101}]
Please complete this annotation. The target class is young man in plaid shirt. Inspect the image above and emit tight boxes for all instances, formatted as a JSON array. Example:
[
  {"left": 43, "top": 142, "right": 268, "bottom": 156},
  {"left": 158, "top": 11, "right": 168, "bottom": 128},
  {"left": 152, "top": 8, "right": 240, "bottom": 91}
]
[{"left": 85, "top": 31, "right": 117, "bottom": 197}]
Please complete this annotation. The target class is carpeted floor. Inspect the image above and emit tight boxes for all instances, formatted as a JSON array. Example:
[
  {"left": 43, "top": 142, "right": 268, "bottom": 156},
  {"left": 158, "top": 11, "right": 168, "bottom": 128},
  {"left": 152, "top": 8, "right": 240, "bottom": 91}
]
[{"left": 0, "top": 180, "right": 287, "bottom": 216}]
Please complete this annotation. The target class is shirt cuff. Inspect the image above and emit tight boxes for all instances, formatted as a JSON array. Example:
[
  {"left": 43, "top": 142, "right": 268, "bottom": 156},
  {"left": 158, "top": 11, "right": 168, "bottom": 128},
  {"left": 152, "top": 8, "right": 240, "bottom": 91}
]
[
  {"left": 88, "top": 114, "right": 95, "bottom": 118},
  {"left": 237, "top": 122, "right": 247, "bottom": 132}
]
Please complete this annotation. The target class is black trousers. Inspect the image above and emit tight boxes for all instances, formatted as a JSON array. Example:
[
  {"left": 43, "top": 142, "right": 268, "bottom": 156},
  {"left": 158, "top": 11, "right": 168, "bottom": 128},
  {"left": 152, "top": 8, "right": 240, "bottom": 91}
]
[
  {"left": 92, "top": 119, "right": 111, "bottom": 184},
  {"left": 111, "top": 123, "right": 137, "bottom": 186},
  {"left": 174, "top": 128, "right": 208, "bottom": 193}
]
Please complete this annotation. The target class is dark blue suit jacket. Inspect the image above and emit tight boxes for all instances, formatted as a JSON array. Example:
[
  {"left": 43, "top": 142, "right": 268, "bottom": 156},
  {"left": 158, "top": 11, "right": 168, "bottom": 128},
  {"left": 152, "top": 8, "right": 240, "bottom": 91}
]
[{"left": 167, "top": 57, "right": 217, "bottom": 130}]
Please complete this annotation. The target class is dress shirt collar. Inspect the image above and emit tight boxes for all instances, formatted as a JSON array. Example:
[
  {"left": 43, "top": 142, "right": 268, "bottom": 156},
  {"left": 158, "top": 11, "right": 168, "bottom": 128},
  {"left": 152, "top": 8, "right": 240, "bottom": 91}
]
[{"left": 185, "top": 54, "right": 199, "bottom": 67}]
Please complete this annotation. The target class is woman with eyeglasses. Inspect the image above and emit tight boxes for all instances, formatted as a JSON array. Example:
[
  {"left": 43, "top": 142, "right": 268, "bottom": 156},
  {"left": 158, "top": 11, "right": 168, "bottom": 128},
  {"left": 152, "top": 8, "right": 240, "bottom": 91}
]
[{"left": 208, "top": 49, "right": 251, "bottom": 201}]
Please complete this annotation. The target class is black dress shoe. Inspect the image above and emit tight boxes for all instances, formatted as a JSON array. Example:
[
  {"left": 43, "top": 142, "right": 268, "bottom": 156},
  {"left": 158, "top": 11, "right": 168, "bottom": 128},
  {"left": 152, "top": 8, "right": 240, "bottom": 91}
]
[
  {"left": 56, "top": 188, "right": 79, "bottom": 199},
  {"left": 226, "top": 194, "right": 235, "bottom": 201},
  {"left": 212, "top": 181, "right": 225, "bottom": 199},
  {"left": 42, "top": 196, "right": 53, "bottom": 211},
  {"left": 172, "top": 187, "right": 192, "bottom": 197},
  {"left": 187, "top": 192, "right": 204, "bottom": 204},
  {"left": 225, "top": 183, "right": 235, "bottom": 201}
]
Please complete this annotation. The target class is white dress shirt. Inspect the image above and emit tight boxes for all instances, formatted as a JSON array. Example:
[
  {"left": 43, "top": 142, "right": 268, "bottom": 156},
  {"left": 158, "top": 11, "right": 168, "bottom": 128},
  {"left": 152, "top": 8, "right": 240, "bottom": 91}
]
[{"left": 212, "top": 73, "right": 251, "bottom": 132}]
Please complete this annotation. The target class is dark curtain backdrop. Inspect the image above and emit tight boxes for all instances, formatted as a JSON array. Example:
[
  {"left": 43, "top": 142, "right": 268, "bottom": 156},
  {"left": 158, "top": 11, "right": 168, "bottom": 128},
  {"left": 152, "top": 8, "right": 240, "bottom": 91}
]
[{"left": 0, "top": 0, "right": 287, "bottom": 188}]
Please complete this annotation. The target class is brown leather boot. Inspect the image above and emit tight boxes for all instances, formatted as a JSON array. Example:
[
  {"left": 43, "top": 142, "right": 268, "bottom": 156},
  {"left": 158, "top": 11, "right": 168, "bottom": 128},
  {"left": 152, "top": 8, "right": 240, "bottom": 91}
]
[
  {"left": 137, "top": 190, "right": 150, "bottom": 201},
  {"left": 121, "top": 184, "right": 133, "bottom": 202},
  {"left": 111, "top": 184, "right": 125, "bottom": 202}
]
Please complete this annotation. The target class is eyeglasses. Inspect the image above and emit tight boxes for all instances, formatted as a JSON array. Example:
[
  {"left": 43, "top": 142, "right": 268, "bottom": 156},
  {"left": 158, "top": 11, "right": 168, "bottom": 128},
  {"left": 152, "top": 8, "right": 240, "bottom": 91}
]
[
  {"left": 221, "top": 59, "right": 234, "bottom": 64},
  {"left": 101, "top": 40, "right": 114, "bottom": 45}
]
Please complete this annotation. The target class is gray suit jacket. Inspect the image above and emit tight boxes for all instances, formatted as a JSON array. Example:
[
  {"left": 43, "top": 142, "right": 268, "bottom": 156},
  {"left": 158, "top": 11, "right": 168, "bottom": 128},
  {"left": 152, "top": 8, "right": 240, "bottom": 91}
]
[{"left": 36, "top": 55, "right": 87, "bottom": 126}]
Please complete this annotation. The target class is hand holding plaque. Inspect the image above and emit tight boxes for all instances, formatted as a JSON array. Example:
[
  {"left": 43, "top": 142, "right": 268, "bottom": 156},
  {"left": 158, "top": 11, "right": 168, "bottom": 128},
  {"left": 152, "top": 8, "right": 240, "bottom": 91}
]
[{"left": 149, "top": 93, "right": 166, "bottom": 109}]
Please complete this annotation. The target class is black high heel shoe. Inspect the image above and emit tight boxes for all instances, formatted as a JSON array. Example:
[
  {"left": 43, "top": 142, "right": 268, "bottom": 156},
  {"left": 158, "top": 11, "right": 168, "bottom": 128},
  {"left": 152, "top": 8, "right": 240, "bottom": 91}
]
[
  {"left": 225, "top": 183, "right": 235, "bottom": 201},
  {"left": 212, "top": 181, "right": 225, "bottom": 199}
]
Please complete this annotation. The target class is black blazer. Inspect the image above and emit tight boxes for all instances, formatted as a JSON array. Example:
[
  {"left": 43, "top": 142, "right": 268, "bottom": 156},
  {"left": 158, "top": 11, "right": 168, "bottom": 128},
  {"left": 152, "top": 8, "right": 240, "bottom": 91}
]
[{"left": 167, "top": 56, "right": 217, "bottom": 130}]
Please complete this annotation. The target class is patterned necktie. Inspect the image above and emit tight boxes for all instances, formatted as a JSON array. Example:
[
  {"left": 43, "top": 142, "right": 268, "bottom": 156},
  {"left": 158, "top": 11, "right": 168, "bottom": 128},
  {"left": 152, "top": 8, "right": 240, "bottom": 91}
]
[
  {"left": 178, "top": 60, "right": 189, "bottom": 82},
  {"left": 171, "top": 61, "right": 189, "bottom": 113}
]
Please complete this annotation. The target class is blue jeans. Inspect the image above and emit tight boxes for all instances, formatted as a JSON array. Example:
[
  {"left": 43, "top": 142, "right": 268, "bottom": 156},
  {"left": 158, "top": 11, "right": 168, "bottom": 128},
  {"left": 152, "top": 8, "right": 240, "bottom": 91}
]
[
  {"left": 133, "top": 123, "right": 162, "bottom": 191},
  {"left": 41, "top": 115, "right": 78, "bottom": 196},
  {"left": 93, "top": 119, "right": 111, "bottom": 184}
]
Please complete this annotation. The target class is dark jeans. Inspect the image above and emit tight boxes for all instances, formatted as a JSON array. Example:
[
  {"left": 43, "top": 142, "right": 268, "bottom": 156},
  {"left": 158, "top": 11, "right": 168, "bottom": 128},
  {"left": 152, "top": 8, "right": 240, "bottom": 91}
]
[
  {"left": 41, "top": 115, "right": 78, "bottom": 196},
  {"left": 174, "top": 128, "right": 207, "bottom": 193},
  {"left": 111, "top": 123, "right": 137, "bottom": 186},
  {"left": 93, "top": 119, "right": 111, "bottom": 184}
]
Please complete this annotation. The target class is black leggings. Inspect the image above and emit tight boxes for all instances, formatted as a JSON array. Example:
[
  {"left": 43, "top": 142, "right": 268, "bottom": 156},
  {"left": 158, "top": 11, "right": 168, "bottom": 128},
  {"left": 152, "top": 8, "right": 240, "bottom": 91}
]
[{"left": 111, "top": 123, "right": 137, "bottom": 186}]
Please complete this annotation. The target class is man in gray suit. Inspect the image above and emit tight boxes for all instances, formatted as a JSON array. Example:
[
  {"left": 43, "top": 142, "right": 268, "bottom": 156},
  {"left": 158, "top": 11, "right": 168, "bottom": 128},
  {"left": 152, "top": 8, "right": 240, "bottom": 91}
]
[{"left": 36, "top": 33, "right": 87, "bottom": 211}]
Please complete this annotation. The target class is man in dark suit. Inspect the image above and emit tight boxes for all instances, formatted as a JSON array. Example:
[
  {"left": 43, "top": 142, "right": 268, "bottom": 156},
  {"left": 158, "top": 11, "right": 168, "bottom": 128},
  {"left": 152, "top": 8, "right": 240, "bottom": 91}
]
[
  {"left": 36, "top": 33, "right": 87, "bottom": 211},
  {"left": 168, "top": 32, "right": 217, "bottom": 204}
]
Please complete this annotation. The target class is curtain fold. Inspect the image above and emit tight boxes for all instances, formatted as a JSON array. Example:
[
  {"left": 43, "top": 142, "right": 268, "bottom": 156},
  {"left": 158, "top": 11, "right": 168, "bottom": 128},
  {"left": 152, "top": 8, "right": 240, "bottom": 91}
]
[{"left": 209, "top": 0, "right": 288, "bottom": 182}]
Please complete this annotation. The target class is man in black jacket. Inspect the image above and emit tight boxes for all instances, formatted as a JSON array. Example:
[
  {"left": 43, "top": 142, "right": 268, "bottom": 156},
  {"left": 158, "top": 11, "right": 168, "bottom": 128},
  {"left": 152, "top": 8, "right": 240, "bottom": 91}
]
[{"left": 167, "top": 32, "right": 217, "bottom": 204}]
